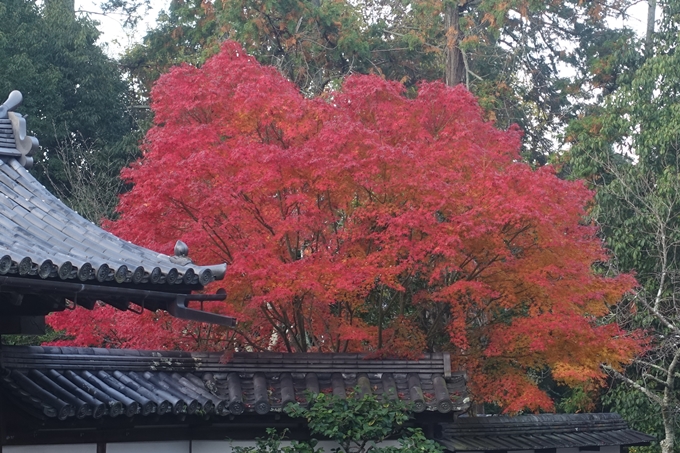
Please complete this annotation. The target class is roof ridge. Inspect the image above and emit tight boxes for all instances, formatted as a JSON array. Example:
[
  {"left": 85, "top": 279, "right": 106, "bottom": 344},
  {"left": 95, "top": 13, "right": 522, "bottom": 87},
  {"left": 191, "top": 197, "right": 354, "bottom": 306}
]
[
  {"left": 1, "top": 346, "right": 456, "bottom": 375},
  {"left": 443, "top": 413, "right": 629, "bottom": 434}
]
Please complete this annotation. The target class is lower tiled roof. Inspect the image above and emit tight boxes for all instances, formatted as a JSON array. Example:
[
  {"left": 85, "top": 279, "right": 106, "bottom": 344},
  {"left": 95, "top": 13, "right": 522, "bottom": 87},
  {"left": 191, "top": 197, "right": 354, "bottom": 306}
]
[
  {"left": 0, "top": 346, "right": 468, "bottom": 421},
  {"left": 439, "top": 413, "right": 656, "bottom": 451}
]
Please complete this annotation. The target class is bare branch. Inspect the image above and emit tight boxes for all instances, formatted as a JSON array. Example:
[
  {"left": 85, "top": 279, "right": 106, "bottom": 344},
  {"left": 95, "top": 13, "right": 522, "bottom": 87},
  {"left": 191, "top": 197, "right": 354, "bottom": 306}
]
[{"left": 603, "top": 365, "right": 663, "bottom": 405}]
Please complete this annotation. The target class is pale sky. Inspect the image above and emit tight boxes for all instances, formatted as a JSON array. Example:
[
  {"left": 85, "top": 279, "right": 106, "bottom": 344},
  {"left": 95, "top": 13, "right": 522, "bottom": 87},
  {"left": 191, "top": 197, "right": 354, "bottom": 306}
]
[{"left": 74, "top": 0, "right": 165, "bottom": 57}]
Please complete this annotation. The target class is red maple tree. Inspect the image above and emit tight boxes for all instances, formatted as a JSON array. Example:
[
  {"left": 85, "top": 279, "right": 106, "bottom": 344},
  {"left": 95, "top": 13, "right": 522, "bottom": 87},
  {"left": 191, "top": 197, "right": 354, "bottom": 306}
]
[{"left": 49, "top": 42, "right": 642, "bottom": 412}]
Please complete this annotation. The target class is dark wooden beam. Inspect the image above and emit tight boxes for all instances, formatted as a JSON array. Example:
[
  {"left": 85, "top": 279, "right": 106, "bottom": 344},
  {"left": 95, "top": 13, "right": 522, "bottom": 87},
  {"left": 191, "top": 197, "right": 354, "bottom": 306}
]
[{"left": 0, "top": 316, "right": 45, "bottom": 335}]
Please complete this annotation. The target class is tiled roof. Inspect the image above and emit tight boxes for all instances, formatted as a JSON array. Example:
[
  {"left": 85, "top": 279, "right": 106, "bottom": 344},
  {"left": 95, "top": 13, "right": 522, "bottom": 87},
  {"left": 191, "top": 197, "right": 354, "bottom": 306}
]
[
  {"left": 0, "top": 157, "right": 225, "bottom": 288},
  {"left": 0, "top": 346, "right": 468, "bottom": 421},
  {"left": 0, "top": 91, "right": 234, "bottom": 326},
  {"left": 0, "top": 91, "right": 235, "bottom": 326},
  {"left": 0, "top": 90, "right": 226, "bottom": 291},
  {"left": 439, "top": 413, "right": 656, "bottom": 451}
]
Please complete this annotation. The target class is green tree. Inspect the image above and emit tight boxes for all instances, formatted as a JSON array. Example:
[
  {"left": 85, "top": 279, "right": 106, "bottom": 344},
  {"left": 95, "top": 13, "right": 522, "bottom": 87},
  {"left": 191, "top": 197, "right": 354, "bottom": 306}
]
[
  {"left": 0, "top": 0, "right": 138, "bottom": 222},
  {"left": 603, "top": 384, "right": 664, "bottom": 453},
  {"left": 119, "top": 0, "right": 640, "bottom": 162},
  {"left": 566, "top": 1, "right": 680, "bottom": 451},
  {"left": 121, "top": 0, "right": 221, "bottom": 97}
]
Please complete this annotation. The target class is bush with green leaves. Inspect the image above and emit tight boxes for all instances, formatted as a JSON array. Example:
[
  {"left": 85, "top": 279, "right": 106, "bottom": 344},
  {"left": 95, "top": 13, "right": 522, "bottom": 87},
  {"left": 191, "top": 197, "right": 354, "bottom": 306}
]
[{"left": 234, "top": 392, "right": 443, "bottom": 453}]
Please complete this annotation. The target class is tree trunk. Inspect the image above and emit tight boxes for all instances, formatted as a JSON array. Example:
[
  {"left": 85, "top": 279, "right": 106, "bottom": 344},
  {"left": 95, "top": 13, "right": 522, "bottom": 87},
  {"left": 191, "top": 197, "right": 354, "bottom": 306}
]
[
  {"left": 660, "top": 349, "right": 679, "bottom": 453},
  {"left": 660, "top": 384, "right": 675, "bottom": 453},
  {"left": 661, "top": 405, "right": 675, "bottom": 453},
  {"left": 293, "top": 296, "right": 308, "bottom": 352},
  {"left": 646, "top": 0, "right": 657, "bottom": 56},
  {"left": 445, "top": 2, "right": 465, "bottom": 87}
]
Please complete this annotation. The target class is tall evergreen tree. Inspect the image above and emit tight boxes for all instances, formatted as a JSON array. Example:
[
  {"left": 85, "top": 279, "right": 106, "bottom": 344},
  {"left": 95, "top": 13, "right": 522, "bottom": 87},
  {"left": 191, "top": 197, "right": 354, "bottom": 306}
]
[
  {"left": 117, "top": 0, "right": 639, "bottom": 162},
  {"left": 0, "top": 0, "right": 138, "bottom": 222}
]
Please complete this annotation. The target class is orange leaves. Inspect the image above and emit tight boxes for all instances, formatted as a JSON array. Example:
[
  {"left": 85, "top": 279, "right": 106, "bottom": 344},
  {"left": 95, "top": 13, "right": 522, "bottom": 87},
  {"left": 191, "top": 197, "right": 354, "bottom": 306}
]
[{"left": 73, "top": 41, "right": 645, "bottom": 412}]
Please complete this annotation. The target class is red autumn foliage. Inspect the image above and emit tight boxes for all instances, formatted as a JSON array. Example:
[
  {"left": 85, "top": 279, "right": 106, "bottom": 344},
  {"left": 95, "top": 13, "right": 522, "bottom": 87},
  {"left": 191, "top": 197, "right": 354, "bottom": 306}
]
[{"left": 48, "top": 42, "right": 643, "bottom": 412}]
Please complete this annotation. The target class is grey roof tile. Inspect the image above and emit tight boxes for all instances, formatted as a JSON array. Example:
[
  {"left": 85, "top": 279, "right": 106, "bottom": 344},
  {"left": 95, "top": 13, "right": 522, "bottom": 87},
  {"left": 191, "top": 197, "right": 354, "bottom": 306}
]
[
  {"left": 27, "top": 206, "right": 45, "bottom": 219},
  {"left": 0, "top": 92, "right": 231, "bottom": 324},
  {"left": 439, "top": 413, "right": 656, "bottom": 450},
  {"left": 40, "top": 212, "right": 68, "bottom": 232},
  {"left": 27, "top": 196, "right": 53, "bottom": 214},
  {"left": 0, "top": 147, "right": 21, "bottom": 157},
  {"left": 0, "top": 347, "right": 467, "bottom": 421},
  {"left": 12, "top": 184, "right": 33, "bottom": 201},
  {"left": 0, "top": 156, "right": 226, "bottom": 289},
  {"left": 0, "top": 161, "right": 20, "bottom": 180},
  {"left": 0, "top": 171, "right": 15, "bottom": 188}
]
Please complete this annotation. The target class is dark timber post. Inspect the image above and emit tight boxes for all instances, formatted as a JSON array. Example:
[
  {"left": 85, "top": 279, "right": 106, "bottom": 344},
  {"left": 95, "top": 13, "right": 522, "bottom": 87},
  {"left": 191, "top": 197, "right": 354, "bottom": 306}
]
[{"left": 0, "top": 349, "right": 4, "bottom": 453}]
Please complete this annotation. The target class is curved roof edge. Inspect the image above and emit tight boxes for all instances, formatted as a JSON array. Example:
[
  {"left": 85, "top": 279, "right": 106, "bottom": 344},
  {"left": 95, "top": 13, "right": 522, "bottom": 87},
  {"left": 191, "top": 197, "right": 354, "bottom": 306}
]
[{"left": 0, "top": 157, "right": 226, "bottom": 288}]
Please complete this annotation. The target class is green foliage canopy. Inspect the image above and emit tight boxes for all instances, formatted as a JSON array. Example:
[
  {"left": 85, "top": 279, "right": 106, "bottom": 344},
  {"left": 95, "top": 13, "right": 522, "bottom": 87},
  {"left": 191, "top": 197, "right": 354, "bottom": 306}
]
[
  {"left": 0, "top": 0, "right": 139, "bottom": 222},
  {"left": 118, "top": 0, "right": 641, "bottom": 162},
  {"left": 565, "top": 2, "right": 680, "bottom": 451}
]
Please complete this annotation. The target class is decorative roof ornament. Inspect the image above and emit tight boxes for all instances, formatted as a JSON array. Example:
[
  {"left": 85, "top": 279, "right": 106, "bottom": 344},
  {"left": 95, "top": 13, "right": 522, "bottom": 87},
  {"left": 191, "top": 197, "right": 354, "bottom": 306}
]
[
  {"left": 175, "top": 240, "right": 189, "bottom": 257},
  {"left": 170, "top": 240, "right": 193, "bottom": 266},
  {"left": 0, "top": 91, "right": 39, "bottom": 169}
]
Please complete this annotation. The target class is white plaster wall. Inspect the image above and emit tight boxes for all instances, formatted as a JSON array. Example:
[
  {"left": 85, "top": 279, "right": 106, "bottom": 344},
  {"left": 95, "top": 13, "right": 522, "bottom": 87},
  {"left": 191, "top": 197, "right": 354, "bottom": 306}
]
[
  {"left": 107, "top": 440, "right": 190, "bottom": 453},
  {"left": 469, "top": 448, "right": 532, "bottom": 453},
  {"left": 194, "top": 440, "right": 403, "bottom": 453},
  {"left": 2, "top": 440, "right": 625, "bottom": 453},
  {"left": 4, "top": 445, "right": 96, "bottom": 453}
]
